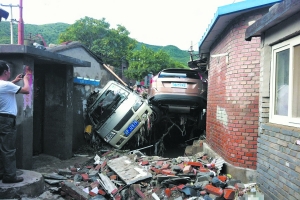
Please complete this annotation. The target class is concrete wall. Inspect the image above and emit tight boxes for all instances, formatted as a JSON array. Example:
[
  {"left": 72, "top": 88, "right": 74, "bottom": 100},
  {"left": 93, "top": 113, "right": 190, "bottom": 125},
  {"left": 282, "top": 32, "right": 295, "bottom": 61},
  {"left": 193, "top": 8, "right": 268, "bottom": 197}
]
[
  {"left": 206, "top": 9, "right": 267, "bottom": 170},
  {"left": 57, "top": 47, "right": 115, "bottom": 88},
  {"left": 54, "top": 47, "right": 116, "bottom": 151},
  {"left": 257, "top": 11, "right": 300, "bottom": 200}
]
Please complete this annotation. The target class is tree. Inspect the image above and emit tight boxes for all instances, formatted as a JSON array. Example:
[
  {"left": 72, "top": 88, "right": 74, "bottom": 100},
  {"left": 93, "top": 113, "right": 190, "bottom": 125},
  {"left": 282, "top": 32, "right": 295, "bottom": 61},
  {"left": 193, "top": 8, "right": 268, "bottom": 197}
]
[
  {"left": 58, "top": 17, "right": 137, "bottom": 69},
  {"left": 125, "top": 45, "right": 186, "bottom": 81}
]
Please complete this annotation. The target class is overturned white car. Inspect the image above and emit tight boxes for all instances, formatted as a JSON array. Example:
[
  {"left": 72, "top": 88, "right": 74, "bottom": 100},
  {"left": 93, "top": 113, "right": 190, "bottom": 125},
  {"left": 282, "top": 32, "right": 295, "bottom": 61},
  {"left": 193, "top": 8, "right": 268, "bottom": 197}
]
[{"left": 86, "top": 81, "right": 152, "bottom": 149}]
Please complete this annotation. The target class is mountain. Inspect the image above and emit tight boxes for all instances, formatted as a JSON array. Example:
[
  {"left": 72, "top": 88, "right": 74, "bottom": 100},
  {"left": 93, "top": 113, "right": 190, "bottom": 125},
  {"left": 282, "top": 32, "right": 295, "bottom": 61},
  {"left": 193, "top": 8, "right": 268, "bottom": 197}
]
[
  {"left": 0, "top": 21, "right": 192, "bottom": 65},
  {"left": 136, "top": 43, "right": 192, "bottom": 65}
]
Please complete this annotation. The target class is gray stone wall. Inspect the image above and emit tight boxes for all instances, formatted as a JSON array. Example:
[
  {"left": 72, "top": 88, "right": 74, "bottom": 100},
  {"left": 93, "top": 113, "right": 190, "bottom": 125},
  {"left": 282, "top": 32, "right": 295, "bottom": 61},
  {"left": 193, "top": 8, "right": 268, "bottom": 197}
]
[
  {"left": 256, "top": 10, "right": 300, "bottom": 200},
  {"left": 258, "top": 123, "right": 300, "bottom": 200}
]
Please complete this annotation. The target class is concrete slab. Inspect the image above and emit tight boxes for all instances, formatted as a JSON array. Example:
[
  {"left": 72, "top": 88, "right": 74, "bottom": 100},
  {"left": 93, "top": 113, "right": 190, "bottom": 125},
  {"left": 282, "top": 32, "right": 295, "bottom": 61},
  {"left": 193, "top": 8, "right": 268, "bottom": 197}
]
[{"left": 0, "top": 170, "right": 45, "bottom": 199}]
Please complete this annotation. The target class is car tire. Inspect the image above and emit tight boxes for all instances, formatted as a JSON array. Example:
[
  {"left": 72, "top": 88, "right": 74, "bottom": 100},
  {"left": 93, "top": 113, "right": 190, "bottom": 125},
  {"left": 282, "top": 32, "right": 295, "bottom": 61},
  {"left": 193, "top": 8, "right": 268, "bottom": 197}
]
[{"left": 150, "top": 105, "right": 162, "bottom": 124}]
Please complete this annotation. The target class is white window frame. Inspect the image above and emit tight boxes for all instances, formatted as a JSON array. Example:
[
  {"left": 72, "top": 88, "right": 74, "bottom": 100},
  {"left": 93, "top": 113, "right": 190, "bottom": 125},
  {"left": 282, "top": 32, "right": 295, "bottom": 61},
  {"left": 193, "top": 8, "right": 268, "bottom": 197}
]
[{"left": 270, "top": 35, "right": 300, "bottom": 128}]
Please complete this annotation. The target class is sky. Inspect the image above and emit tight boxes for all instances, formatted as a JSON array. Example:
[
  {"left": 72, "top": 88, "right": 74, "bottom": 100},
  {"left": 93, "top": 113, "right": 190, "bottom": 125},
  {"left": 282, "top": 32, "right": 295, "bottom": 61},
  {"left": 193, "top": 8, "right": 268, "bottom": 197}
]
[{"left": 0, "top": 0, "right": 239, "bottom": 50}]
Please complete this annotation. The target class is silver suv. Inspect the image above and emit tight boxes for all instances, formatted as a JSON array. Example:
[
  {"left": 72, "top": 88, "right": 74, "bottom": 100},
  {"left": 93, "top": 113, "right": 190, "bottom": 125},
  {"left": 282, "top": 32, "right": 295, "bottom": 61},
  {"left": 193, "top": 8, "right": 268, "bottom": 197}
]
[{"left": 86, "top": 81, "right": 152, "bottom": 149}]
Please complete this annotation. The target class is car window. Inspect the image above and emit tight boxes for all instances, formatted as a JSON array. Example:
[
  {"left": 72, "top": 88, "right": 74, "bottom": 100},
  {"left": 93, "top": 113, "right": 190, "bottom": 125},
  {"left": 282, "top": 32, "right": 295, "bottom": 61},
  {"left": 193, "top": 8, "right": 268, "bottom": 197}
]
[{"left": 158, "top": 70, "right": 199, "bottom": 79}]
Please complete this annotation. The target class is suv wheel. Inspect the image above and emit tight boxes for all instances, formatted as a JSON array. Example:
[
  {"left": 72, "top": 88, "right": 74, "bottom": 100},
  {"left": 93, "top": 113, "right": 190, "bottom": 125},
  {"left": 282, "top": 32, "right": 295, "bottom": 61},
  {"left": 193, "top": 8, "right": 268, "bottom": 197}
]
[{"left": 150, "top": 105, "right": 162, "bottom": 124}]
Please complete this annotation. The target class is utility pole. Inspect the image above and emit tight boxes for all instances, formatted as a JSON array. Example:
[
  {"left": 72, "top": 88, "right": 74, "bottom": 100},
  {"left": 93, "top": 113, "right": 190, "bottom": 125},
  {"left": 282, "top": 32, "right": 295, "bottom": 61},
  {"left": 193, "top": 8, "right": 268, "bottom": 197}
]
[
  {"left": 18, "top": 0, "right": 24, "bottom": 45},
  {"left": 0, "top": 3, "right": 19, "bottom": 44}
]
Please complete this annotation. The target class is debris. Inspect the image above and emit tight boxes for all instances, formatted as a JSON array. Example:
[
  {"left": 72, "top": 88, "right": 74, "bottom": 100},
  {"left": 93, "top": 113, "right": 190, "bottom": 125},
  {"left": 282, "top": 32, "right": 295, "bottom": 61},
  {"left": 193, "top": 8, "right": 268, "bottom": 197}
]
[
  {"left": 60, "top": 181, "right": 89, "bottom": 200},
  {"left": 44, "top": 179, "right": 62, "bottom": 185},
  {"left": 98, "top": 173, "right": 117, "bottom": 195},
  {"left": 107, "top": 156, "right": 152, "bottom": 184},
  {"left": 35, "top": 142, "right": 260, "bottom": 200},
  {"left": 43, "top": 173, "right": 67, "bottom": 180}
]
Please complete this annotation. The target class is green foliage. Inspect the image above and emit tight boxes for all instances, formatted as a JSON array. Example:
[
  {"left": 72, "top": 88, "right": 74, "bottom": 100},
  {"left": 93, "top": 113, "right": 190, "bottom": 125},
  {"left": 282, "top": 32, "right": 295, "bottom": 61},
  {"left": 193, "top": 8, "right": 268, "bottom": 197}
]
[
  {"left": 0, "top": 20, "right": 193, "bottom": 81},
  {"left": 0, "top": 21, "right": 69, "bottom": 45},
  {"left": 125, "top": 45, "right": 187, "bottom": 81},
  {"left": 58, "top": 17, "right": 137, "bottom": 68}
]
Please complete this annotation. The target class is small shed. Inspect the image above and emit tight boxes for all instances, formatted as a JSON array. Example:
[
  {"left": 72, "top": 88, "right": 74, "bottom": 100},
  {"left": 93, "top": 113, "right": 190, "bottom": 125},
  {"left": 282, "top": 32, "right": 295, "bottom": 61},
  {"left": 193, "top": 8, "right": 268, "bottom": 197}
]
[{"left": 0, "top": 44, "right": 90, "bottom": 169}]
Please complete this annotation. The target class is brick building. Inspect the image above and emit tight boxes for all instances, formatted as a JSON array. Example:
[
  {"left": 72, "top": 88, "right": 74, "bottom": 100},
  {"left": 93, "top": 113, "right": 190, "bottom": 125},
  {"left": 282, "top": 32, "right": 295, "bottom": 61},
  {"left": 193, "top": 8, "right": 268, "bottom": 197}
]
[
  {"left": 246, "top": 0, "right": 300, "bottom": 199},
  {"left": 197, "top": 0, "right": 282, "bottom": 182}
]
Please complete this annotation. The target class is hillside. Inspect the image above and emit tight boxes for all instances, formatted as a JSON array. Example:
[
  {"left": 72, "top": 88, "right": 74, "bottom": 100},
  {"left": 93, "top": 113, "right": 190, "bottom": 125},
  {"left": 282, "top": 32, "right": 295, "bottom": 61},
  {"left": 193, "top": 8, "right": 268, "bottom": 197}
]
[{"left": 0, "top": 21, "right": 192, "bottom": 65}]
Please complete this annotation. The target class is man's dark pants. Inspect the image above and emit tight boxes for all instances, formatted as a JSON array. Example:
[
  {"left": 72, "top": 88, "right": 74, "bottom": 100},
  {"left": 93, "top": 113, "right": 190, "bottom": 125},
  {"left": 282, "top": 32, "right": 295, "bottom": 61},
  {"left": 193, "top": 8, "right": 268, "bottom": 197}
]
[{"left": 0, "top": 116, "right": 17, "bottom": 179}]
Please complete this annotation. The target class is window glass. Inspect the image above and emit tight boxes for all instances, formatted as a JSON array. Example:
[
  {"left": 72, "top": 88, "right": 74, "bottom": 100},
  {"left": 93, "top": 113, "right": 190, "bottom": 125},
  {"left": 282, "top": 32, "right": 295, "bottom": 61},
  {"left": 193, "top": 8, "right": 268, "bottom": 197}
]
[
  {"left": 159, "top": 70, "right": 199, "bottom": 79},
  {"left": 292, "top": 45, "right": 300, "bottom": 118},
  {"left": 275, "top": 49, "right": 289, "bottom": 116}
]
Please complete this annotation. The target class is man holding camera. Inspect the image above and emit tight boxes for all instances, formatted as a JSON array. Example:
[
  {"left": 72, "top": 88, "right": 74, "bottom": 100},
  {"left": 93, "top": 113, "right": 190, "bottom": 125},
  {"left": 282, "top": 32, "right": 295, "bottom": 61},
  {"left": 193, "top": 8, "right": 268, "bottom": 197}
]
[{"left": 0, "top": 60, "right": 30, "bottom": 183}]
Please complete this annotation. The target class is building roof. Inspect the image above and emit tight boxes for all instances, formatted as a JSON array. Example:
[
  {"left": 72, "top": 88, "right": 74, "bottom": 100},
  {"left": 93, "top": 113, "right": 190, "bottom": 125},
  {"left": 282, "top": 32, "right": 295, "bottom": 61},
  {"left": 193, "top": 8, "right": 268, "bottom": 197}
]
[
  {"left": 245, "top": 0, "right": 300, "bottom": 41},
  {"left": 0, "top": 44, "right": 90, "bottom": 67},
  {"left": 48, "top": 41, "right": 127, "bottom": 86},
  {"left": 198, "top": 0, "right": 282, "bottom": 55}
]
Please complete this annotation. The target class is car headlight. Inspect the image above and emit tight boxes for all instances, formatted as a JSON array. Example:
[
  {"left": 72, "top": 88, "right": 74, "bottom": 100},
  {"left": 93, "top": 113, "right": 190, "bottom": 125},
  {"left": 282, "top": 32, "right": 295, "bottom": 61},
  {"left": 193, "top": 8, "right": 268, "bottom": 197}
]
[
  {"left": 104, "top": 132, "right": 116, "bottom": 142},
  {"left": 133, "top": 99, "right": 143, "bottom": 111}
]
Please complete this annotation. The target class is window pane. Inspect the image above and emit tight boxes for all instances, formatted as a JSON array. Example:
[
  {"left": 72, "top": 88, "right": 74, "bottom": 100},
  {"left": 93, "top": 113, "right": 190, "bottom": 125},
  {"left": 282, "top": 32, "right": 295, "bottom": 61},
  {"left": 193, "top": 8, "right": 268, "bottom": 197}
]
[
  {"left": 293, "top": 45, "right": 300, "bottom": 118},
  {"left": 275, "top": 49, "right": 289, "bottom": 116}
]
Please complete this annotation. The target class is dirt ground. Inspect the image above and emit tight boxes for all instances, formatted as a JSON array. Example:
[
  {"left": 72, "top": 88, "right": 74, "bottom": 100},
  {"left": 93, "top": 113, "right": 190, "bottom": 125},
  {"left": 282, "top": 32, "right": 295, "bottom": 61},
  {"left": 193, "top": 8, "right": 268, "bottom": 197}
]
[{"left": 18, "top": 145, "right": 99, "bottom": 200}]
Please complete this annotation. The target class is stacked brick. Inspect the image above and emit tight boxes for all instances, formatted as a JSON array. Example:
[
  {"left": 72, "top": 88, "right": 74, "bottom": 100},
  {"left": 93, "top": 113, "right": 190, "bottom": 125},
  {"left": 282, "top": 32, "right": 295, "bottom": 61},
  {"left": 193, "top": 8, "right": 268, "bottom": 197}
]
[
  {"left": 258, "top": 124, "right": 300, "bottom": 200},
  {"left": 206, "top": 10, "right": 268, "bottom": 169}
]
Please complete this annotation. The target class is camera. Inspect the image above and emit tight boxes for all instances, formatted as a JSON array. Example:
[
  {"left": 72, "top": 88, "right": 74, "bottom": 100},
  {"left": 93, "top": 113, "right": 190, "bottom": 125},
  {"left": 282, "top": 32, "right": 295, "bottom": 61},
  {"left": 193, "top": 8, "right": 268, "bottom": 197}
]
[{"left": 20, "top": 74, "right": 25, "bottom": 78}]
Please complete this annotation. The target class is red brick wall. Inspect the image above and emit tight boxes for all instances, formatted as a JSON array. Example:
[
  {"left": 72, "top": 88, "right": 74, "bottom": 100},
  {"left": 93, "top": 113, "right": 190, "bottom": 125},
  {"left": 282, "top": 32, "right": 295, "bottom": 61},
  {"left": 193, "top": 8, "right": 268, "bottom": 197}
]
[{"left": 206, "top": 11, "right": 264, "bottom": 169}]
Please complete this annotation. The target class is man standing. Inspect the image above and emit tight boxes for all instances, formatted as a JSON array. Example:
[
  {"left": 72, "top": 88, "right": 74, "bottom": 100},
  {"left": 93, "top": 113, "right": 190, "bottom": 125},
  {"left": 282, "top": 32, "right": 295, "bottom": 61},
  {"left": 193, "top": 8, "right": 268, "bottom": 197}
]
[{"left": 0, "top": 60, "right": 30, "bottom": 183}]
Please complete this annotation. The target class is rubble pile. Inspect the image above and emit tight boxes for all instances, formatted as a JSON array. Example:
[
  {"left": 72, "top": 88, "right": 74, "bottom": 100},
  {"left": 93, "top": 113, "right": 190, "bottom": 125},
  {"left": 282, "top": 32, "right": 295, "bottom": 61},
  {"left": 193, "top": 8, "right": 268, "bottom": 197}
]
[{"left": 40, "top": 142, "right": 261, "bottom": 200}]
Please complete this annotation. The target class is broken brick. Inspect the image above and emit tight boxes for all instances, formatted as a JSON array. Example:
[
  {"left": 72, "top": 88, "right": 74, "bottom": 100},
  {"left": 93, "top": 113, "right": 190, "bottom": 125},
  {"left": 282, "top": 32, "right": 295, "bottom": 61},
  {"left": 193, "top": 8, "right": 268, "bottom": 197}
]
[
  {"left": 133, "top": 184, "right": 146, "bottom": 199},
  {"left": 110, "top": 175, "right": 117, "bottom": 180},
  {"left": 94, "top": 164, "right": 101, "bottom": 171},
  {"left": 151, "top": 167, "right": 161, "bottom": 174},
  {"left": 81, "top": 173, "right": 89, "bottom": 182},
  {"left": 161, "top": 163, "right": 170, "bottom": 169},
  {"left": 101, "top": 161, "right": 107, "bottom": 169},
  {"left": 183, "top": 165, "right": 192, "bottom": 174},
  {"left": 70, "top": 167, "right": 77, "bottom": 172},
  {"left": 111, "top": 188, "right": 118, "bottom": 195},
  {"left": 141, "top": 161, "right": 149, "bottom": 166},
  {"left": 90, "top": 181, "right": 99, "bottom": 189},
  {"left": 218, "top": 175, "right": 227, "bottom": 182},
  {"left": 199, "top": 167, "right": 210, "bottom": 172},
  {"left": 156, "top": 161, "right": 164, "bottom": 166},
  {"left": 114, "top": 194, "right": 122, "bottom": 200},
  {"left": 205, "top": 184, "right": 224, "bottom": 197},
  {"left": 89, "top": 191, "right": 97, "bottom": 197},
  {"left": 187, "top": 161, "right": 203, "bottom": 168},
  {"left": 101, "top": 150, "right": 112, "bottom": 157},
  {"left": 177, "top": 184, "right": 186, "bottom": 190},
  {"left": 161, "top": 169, "right": 175, "bottom": 175},
  {"left": 223, "top": 188, "right": 236, "bottom": 199},
  {"left": 98, "top": 189, "right": 106, "bottom": 196}
]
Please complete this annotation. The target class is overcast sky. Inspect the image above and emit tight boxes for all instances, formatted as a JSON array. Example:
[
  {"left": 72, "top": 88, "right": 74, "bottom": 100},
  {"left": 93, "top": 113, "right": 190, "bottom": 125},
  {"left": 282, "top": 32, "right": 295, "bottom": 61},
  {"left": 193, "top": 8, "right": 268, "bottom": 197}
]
[{"left": 0, "top": 0, "right": 239, "bottom": 50}]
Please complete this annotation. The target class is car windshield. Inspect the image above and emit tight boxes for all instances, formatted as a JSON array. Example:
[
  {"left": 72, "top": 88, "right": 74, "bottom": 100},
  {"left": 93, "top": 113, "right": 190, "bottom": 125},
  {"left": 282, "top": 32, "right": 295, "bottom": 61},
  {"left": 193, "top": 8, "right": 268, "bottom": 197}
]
[
  {"left": 158, "top": 70, "right": 199, "bottom": 79},
  {"left": 89, "top": 84, "right": 129, "bottom": 126}
]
